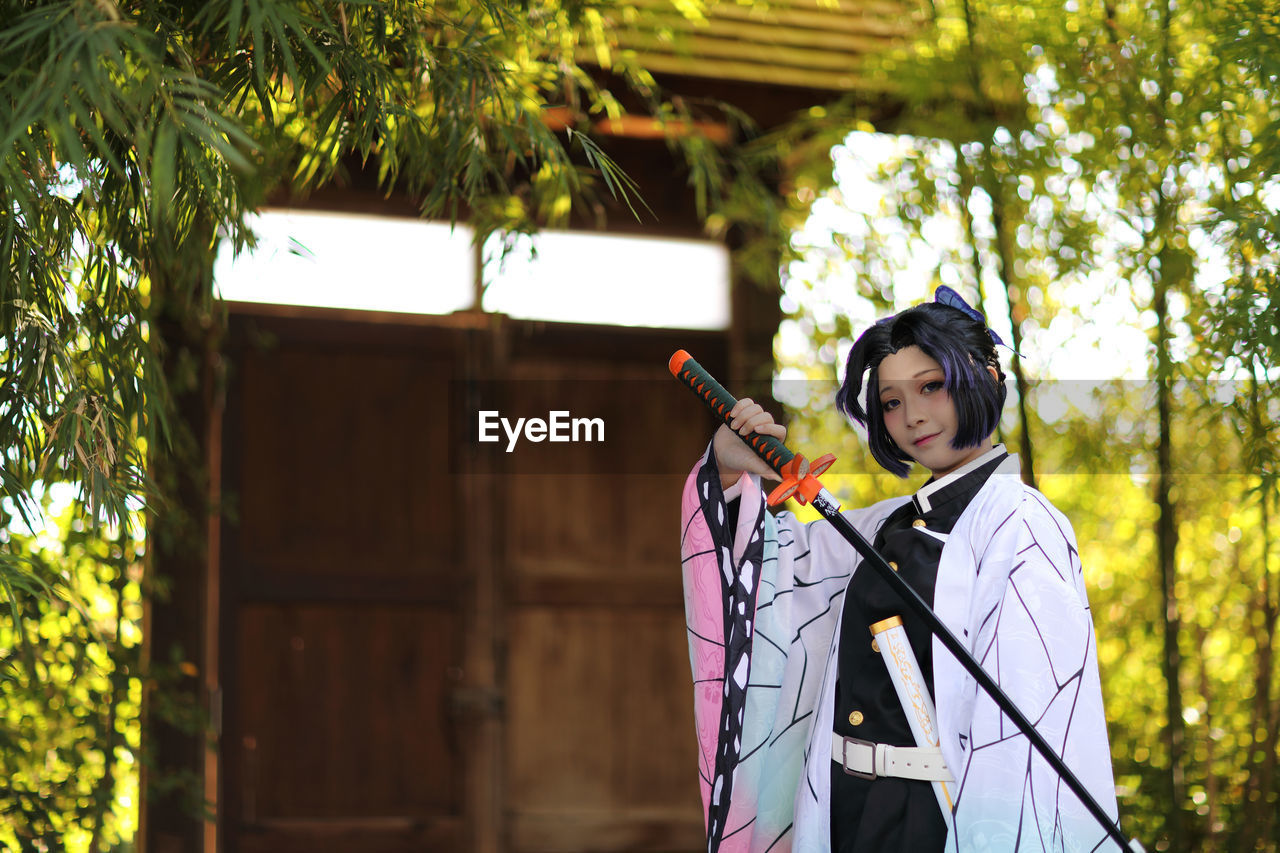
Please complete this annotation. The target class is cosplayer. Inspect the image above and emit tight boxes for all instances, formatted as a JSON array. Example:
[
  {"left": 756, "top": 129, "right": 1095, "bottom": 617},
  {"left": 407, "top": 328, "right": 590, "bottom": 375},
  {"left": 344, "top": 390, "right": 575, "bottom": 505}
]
[{"left": 679, "top": 290, "right": 1118, "bottom": 852}]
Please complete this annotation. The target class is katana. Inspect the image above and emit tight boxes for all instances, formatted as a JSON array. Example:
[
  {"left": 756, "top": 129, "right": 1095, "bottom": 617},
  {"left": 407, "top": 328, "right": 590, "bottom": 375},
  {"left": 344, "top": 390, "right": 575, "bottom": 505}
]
[{"left": 668, "top": 349, "right": 1143, "bottom": 853}]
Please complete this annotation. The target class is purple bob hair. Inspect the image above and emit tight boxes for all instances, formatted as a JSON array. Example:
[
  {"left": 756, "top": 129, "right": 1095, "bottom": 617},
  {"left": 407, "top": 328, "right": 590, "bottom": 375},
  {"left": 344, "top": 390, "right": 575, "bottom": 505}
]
[{"left": 835, "top": 301, "right": 1007, "bottom": 477}]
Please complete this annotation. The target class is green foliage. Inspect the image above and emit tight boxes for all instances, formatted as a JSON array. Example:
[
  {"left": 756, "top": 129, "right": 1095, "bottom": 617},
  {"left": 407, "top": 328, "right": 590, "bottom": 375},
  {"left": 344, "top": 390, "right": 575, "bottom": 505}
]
[
  {"left": 0, "top": 491, "right": 144, "bottom": 853},
  {"left": 0, "top": 0, "right": 641, "bottom": 536}
]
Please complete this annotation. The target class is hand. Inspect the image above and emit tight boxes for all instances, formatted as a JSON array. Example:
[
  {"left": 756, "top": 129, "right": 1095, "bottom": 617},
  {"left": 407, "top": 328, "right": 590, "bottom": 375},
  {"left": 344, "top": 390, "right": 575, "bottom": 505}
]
[{"left": 713, "top": 398, "right": 787, "bottom": 489}]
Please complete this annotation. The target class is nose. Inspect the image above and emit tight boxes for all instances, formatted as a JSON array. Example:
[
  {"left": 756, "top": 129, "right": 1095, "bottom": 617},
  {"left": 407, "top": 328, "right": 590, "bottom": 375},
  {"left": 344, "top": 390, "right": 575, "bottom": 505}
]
[{"left": 902, "top": 398, "right": 925, "bottom": 427}]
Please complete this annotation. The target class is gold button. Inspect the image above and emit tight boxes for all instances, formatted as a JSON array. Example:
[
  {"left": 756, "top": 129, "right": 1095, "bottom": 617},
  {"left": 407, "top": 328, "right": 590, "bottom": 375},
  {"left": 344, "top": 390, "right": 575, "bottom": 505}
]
[
  {"left": 912, "top": 519, "right": 927, "bottom": 529},
  {"left": 889, "top": 561, "right": 899, "bottom": 571},
  {"left": 871, "top": 639, "right": 880, "bottom": 653},
  {"left": 849, "top": 710, "right": 864, "bottom": 726}
]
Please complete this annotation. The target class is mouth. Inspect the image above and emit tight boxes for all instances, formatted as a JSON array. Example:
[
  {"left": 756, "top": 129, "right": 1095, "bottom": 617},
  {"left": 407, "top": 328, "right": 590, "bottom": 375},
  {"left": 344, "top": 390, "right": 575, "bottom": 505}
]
[{"left": 913, "top": 432, "right": 941, "bottom": 448}]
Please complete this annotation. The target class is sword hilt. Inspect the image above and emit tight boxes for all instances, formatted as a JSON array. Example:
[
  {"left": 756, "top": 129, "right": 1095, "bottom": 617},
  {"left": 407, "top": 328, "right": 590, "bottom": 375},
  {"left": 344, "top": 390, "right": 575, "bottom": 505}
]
[{"left": 668, "top": 349, "right": 835, "bottom": 506}]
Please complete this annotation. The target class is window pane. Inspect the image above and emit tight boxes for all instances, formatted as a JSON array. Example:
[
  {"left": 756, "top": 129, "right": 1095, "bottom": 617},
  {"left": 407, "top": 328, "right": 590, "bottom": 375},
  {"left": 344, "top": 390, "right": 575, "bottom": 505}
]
[
  {"left": 483, "top": 230, "right": 729, "bottom": 330},
  {"left": 214, "top": 210, "right": 475, "bottom": 315},
  {"left": 214, "top": 212, "right": 730, "bottom": 330}
]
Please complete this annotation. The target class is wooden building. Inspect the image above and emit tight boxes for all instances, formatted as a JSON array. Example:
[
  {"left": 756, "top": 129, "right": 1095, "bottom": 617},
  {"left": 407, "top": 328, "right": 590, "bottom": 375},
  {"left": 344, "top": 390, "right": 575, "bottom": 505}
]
[{"left": 145, "top": 1, "right": 923, "bottom": 851}]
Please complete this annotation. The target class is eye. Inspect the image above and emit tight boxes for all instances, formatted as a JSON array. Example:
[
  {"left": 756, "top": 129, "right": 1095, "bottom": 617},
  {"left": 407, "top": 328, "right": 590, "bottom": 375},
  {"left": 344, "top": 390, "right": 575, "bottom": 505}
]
[
  {"left": 921, "top": 380, "right": 944, "bottom": 394},
  {"left": 881, "top": 398, "right": 900, "bottom": 412}
]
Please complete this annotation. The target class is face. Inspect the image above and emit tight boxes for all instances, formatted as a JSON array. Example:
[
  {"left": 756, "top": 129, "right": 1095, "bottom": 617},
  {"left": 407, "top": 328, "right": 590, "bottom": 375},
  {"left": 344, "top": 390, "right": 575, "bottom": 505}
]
[{"left": 877, "top": 345, "right": 993, "bottom": 479}]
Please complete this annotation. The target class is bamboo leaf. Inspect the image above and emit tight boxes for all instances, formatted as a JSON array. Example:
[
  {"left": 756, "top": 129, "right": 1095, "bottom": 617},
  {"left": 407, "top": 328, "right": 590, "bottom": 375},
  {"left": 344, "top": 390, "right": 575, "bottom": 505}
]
[
  {"left": 566, "top": 127, "right": 653, "bottom": 220},
  {"left": 150, "top": 120, "right": 178, "bottom": 217}
]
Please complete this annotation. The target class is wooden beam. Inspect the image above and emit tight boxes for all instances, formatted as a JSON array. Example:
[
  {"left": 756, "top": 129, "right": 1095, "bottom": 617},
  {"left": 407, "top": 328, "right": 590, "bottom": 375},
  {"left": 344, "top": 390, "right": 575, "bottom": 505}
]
[
  {"left": 625, "top": 0, "right": 916, "bottom": 37},
  {"left": 593, "top": 114, "right": 732, "bottom": 144}
]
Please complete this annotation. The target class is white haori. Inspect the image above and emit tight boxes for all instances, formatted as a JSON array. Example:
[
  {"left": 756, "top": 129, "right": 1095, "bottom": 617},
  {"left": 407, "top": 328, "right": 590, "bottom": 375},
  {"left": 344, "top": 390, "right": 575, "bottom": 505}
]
[{"left": 721, "top": 453, "right": 1118, "bottom": 853}]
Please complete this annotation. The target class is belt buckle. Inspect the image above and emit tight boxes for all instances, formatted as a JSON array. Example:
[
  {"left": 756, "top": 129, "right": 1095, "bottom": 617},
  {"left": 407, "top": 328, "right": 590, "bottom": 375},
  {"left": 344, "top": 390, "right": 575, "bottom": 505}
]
[{"left": 840, "top": 736, "right": 877, "bottom": 780}]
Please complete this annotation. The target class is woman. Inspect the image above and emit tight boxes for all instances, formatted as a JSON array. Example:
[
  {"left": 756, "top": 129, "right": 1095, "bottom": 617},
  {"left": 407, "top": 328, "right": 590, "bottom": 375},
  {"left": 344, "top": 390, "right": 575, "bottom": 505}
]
[{"left": 679, "top": 290, "right": 1118, "bottom": 852}]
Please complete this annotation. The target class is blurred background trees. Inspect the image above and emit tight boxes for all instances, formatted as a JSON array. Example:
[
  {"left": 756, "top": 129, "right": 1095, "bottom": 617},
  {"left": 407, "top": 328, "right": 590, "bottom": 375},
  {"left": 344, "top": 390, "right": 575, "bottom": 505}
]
[
  {"left": 2, "top": 0, "right": 1278, "bottom": 849},
  {"left": 780, "top": 0, "right": 1279, "bottom": 850}
]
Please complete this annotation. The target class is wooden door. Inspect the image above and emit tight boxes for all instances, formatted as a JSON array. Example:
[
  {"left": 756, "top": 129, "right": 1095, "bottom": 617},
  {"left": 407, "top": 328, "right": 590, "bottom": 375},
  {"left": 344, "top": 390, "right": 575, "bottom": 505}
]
[
  {"left": 220, "top": 310, "right": 474, "bottom": 852},
  {"left": 497, "top": 324, "right": 721, "bottom": 852},
  {"left": 219, "top": 305, "right": 727, "bottom": 852}
]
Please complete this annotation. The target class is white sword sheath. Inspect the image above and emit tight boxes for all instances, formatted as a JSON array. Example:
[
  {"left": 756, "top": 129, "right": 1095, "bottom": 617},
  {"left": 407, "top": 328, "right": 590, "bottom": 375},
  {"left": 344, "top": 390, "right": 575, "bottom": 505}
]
[{"left": 869, "top": 615, "right": 956, "bottom": 834}]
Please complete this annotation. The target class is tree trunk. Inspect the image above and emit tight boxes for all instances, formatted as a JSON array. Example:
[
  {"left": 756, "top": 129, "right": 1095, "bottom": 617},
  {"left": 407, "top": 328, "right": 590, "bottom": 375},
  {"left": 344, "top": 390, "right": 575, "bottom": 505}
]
[
  {"left": 986, "top": 184, "right": 1037, "bottom": 488},
  {"left": 1152, "top": 263, "right": 1185, "bottom": 853},
  {"left": 1150, "top": 0, "right": 1187, "bottom": 845},
  {"left": 140, "top": 225, "right": 224, "bottom": 853},
  {"left": 958, "top": 0, "right": 1036, "bottom": 487},
  {"left": 1239, "top": 371, "right": 1278, "bottom": 849},
  {"left": 956, "top": 155, "right": 1004, "bottom": 449},
  {"left": 1193, "top": 623, "right": 1218, "bottom": 852}
]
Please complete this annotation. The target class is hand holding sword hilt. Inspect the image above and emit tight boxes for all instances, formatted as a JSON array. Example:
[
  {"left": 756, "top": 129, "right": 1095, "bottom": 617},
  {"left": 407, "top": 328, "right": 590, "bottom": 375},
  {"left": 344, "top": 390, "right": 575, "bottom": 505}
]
[{"left": 669, "top": 349, "right": 835, "bottom": 506}]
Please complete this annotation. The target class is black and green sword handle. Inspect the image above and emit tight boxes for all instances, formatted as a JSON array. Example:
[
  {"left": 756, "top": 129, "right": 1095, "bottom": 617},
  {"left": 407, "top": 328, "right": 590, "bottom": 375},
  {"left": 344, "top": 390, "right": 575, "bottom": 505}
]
[
  {"left": 668, "top": 349, "right": 835, "bottom": 506},
  {"left": 668, "top": 349, "right": 1143, "bottom": 853}
]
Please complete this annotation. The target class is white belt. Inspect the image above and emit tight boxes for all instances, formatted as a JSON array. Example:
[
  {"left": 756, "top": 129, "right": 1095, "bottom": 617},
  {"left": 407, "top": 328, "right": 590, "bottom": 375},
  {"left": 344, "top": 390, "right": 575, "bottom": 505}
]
[{"left": 831, "top": 733, "right": 954, "bottom": 783}]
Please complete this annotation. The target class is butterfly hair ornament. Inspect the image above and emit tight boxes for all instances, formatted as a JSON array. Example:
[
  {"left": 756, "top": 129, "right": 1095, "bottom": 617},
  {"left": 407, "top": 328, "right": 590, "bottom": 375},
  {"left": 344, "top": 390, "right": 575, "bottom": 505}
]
[{"left": 933, "top": 285, "right": 1014, "bottom": 351}]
